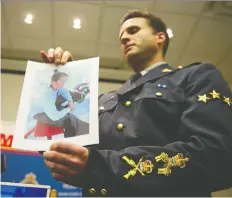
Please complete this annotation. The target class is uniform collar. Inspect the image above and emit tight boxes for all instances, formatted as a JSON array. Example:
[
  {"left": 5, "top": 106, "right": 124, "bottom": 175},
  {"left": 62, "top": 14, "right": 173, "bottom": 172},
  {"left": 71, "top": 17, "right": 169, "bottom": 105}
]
[
  {"left": 140, "top": 62, "right": 166, "bottom": 76},
  {"left": 117, "top": 63, "right": 175, "bottom": 95}
]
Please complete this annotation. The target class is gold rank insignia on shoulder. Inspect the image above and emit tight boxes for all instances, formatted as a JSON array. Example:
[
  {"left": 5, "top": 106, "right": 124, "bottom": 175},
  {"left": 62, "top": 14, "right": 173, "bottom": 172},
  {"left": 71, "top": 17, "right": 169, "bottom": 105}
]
[
  {"left": 197, "top": 90, "right": 232, "bottom": 107},
  {"left": 209, "top": 90, "right": 220, "bottom": 99},
  {"left": 122, "top": 156, "right": 154, "bottom": 179},
  {"left": 223, "top": 96, "right": 232, "bottom": 106},
  {"left": 162, "top": 68, "right": 172, "bottom": 73},
  {"left": 198, "top": 94, "right": 211, "bottom": 103},
  {"left": 155, "top": 153, "right": 189, "bottom": 176}
]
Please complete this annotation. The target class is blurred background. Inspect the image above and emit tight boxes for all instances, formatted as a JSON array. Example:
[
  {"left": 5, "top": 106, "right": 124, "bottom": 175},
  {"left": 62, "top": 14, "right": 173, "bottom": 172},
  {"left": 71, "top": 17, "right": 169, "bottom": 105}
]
[{"left": 1, "top": 1, "right": 232, "bottom": 197}]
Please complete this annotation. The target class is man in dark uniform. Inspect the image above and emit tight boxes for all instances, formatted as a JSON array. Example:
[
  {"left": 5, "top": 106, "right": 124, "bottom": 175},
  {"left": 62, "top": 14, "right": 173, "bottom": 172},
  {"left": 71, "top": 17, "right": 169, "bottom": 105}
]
[{"left": 41, "top": 10, "right": 232, "bottom": 196}]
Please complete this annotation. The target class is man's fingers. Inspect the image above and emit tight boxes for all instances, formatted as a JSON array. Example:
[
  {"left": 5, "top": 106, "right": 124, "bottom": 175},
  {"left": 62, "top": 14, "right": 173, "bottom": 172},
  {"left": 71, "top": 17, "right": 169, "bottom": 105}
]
[
  {"left": 43, "top": 150, "right": 82, "bottom": 170},
  {"left": 54, "top": 47, "right": 64, "bottom": 64},
  {"left": 49, "top": 142, "right": 86, "bottom": 157},
  {"left": 40, "top": 50, "right": 50, "bottom": 63},
  {"left": 47, "top": 48, "right": 55, "bottom": 62},
  {"left": 61, "top": 51, "right": 73, "bottom": 65},
  {"left": 44, "top": 159, "right": 78, "bottom": 176},
  {"left": 40, "top": 47, "right": 72, "bottom": 64}
]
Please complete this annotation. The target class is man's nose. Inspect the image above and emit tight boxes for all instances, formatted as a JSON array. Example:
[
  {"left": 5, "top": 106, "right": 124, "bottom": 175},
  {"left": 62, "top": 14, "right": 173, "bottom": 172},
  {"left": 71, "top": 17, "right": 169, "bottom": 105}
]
[{"left": 121, "top": 33, "right": 131, "bottom": 45}]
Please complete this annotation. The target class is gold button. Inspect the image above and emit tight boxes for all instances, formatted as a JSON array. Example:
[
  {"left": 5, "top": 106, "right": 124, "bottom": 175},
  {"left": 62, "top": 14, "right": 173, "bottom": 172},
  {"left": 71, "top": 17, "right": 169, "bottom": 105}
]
[
  {"left": 156, "top": 92, "right": 163, "bottom": 97},
  {"left": 99, "top": 106, "right": 104, "bottom": 111},
  {"left": 125, "top": 101, "right": 132, "bottom": 107},
  {"left": 117, "top": 123, "right": 124, "bottom": 131},
  {"left": 101, "top": 189, "right": 107, "bottom": 196},
  {"left": 89, "top": 188, "right": 96, "bottom": 194}
]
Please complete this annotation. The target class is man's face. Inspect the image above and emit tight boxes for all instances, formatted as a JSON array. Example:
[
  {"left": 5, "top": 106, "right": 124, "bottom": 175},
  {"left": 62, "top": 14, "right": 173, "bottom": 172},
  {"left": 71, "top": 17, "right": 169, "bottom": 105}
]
[
  {"left": 56, "top": 76, "right": 67, "bottom": 88},
  {"left": 119, "top": 18, "right": 160, "bottom": 62}
]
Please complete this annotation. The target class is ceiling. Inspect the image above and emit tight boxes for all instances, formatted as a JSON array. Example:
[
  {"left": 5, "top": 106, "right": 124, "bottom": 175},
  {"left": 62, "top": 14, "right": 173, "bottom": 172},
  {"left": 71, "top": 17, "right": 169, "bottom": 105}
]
[{"left": 1, "top": 1, "right": 232, "bottom": 83}]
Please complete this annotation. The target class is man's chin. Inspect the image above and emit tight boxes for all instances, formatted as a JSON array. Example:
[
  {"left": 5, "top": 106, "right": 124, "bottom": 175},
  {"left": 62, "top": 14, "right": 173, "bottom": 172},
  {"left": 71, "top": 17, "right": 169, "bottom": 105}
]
[{"left": 125, "top": 51, "right": 139, "bottom": 62}]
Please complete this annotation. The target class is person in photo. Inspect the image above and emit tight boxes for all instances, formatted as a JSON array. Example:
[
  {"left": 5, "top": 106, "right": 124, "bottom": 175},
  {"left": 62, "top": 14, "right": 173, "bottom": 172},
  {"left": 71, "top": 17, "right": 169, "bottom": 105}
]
[{"left": 32, "top": 70, "right": 89, "bottom": 139}]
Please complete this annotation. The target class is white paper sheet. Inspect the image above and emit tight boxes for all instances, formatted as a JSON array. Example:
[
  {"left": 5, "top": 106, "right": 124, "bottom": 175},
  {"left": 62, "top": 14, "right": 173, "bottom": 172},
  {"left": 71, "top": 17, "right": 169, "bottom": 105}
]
[{"left": 12, "top": 57, "right": 99, "bottom": 151}]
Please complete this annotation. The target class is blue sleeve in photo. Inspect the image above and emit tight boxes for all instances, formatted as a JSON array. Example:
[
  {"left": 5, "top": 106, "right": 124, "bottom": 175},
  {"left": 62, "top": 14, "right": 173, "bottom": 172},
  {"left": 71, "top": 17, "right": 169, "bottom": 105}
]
[{"left": 57, "top": 88, "right": 72, "bottom": 102}]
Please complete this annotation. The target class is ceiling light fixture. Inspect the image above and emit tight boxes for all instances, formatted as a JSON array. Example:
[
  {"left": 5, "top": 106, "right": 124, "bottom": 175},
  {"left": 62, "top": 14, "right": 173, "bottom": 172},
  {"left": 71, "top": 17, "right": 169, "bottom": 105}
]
[
  {"left": 24, "top": 14, "right": 34, "bottom": 24},
  {"left": 73, "top": 18, "right": 81, "bottom": 29},
  {"left": 167, "top": 28, "right": 174, "bottom": 38}
]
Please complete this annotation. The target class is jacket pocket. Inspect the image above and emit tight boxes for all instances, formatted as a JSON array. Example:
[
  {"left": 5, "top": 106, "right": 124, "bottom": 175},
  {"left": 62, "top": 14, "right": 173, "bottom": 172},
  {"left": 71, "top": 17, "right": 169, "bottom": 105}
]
[{"left": 134, "top": 83, "right": 185, "bottom": 103}]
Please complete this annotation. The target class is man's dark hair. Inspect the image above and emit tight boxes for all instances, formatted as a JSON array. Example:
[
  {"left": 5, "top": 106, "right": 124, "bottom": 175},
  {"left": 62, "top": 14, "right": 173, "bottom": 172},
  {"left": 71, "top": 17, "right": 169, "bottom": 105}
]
[
  {"left": 120, "top": 10, "right": 170, "bottom": 56},
  {"left": 51, "top": 70, "right": 68, "bottom": 82}
]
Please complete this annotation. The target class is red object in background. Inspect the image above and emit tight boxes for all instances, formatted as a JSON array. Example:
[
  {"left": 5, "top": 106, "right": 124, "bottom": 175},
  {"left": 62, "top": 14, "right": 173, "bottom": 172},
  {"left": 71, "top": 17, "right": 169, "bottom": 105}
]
[
  {"left": 1, "top": 134, "right": 13, "bottom": 147},
  {"left": 34, "top": 122, "right": 64, "bottom": 138}
]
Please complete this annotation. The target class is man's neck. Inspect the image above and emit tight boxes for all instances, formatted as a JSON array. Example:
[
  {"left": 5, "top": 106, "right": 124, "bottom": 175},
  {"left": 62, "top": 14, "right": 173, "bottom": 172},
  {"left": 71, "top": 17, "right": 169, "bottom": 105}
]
[{"left": 129, "top": 53, "right": 165, "bottom": 73}]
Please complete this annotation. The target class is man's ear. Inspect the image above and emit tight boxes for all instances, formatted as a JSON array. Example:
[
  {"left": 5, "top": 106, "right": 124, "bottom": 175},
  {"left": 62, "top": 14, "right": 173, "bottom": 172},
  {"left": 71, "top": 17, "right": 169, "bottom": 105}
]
[{"left": 156, "top": 32, "right": 166, "bottom": 45}]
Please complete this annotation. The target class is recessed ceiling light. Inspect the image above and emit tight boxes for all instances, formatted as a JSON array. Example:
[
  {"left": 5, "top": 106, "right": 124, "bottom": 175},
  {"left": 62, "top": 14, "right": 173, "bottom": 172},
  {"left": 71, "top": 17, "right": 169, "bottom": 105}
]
[
  {"left": 24, "top": 14, "right": 34, "bottom": 24},
  {"left": 73, "top": 18, "right": 81, "bottom": 29},
  {"left": 167, "top": 28, "right": 174, "bottom": 38}
]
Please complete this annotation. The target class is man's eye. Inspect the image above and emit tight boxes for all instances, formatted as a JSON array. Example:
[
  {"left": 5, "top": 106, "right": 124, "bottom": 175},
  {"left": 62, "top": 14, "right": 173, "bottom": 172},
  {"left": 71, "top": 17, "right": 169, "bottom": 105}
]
[{"left": 129, "top": 27, "right": 138, "bottom": 34}]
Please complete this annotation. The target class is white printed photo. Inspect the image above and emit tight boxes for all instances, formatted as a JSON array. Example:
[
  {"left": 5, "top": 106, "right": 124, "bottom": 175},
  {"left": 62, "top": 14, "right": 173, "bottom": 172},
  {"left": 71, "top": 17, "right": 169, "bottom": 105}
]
[{"left": 12, "top": 57, "right": 99, "bottom": 151}]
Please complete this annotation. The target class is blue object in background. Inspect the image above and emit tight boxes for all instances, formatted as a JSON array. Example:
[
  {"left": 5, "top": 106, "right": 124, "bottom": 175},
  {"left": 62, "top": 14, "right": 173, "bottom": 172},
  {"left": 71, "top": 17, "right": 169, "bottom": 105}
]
[
  {"left": 1, "top": 184, "right": 49, "bottom": 197},
  {"left": 1, "top": 150, "right": 82, "bottom": 197}
]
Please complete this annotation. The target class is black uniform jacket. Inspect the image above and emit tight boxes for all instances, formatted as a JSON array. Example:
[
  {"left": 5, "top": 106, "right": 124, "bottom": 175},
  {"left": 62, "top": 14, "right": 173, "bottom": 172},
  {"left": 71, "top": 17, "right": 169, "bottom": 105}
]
[{"left": 82, "top": 62, "right": 232, "bottom": 197}]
